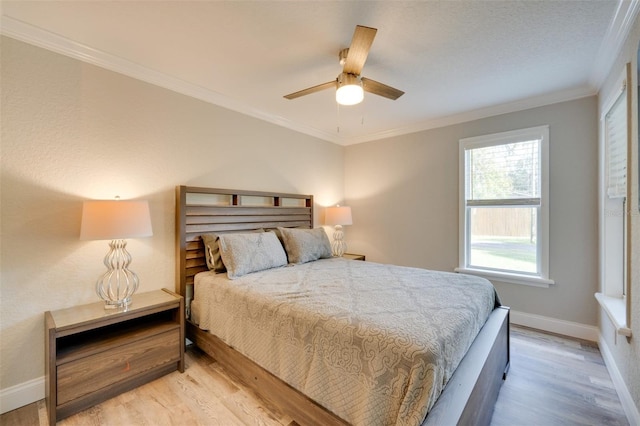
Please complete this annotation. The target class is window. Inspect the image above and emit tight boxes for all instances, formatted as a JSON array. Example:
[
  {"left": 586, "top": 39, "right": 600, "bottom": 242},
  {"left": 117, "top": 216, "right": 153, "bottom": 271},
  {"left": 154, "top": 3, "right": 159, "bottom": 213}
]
[
  {"left": 457, "top": 126, "right": 553, "bottom": 287},
  {"left": 595, "top": 63, "right": 631, "bottom": 337}
]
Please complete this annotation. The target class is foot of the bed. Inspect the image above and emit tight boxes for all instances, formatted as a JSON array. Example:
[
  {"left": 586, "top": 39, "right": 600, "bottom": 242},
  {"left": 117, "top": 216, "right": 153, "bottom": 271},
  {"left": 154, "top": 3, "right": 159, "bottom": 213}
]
[
  {"left": 186, "top": 322, "right": 348, "bottom": 426},
  {"left": 423, "top": 306, "right": 510, "bottom": 426}
]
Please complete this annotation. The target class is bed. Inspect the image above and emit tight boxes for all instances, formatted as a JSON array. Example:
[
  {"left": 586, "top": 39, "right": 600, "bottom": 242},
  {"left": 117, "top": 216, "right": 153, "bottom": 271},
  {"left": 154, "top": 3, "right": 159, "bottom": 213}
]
[{"left": 175, "top": 185, "right": 510, "bottom": 426}]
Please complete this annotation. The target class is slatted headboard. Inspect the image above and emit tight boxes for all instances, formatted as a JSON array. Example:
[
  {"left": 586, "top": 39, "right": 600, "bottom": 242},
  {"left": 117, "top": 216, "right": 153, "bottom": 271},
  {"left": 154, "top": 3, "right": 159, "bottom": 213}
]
[{"left": 175, "top": 186, "right": 314, "bottom": 308}]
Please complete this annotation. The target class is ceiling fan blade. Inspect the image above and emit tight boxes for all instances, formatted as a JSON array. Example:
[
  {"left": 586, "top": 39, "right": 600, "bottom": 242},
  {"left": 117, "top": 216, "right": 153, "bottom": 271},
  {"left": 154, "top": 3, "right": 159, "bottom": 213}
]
[
  {"left": 362, "top": 77, "right": 405, "bottom": 100},
  {"left": 343, "top": 25, "right": 377, "bottom": 75},
  {"left": 283, "top": 81, "right": 337, "bottom": 100}
]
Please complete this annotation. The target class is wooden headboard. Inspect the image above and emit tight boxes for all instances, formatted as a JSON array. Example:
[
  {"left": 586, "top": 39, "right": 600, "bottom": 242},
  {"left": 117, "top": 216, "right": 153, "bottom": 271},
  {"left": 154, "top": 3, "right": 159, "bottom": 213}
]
[{"left": 175, "top": 186, "right": 314, "bottom": 305}]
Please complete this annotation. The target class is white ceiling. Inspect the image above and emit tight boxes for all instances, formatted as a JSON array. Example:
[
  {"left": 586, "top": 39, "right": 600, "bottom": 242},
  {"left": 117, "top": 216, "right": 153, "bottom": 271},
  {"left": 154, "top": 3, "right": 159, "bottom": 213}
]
[{"left": 1, "top": 1, "right": 636, "bottom": 145}]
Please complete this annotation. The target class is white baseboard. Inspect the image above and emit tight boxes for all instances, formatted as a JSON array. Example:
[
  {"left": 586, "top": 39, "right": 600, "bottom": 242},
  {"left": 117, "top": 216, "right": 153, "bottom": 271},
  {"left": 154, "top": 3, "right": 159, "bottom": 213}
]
[
  {"left": 598, "top": 335, "right": 640, "bottom": 426},
  {"left": 510, "top": 310, "right": 599, "bottom": 341},
  {"left": 0, "top": 376, "right": 44, "bottom": 414},
  {"left": 510, "top": 310, "right": 638, "bottom": 426}
]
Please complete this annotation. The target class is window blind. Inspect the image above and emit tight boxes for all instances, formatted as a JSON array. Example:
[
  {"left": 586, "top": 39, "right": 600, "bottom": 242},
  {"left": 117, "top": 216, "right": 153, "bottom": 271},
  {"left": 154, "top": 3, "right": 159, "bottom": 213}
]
[
  {"left": 466, "top": 139, "right": 541, "bottom": 207},
  {"left": 605, "top": 88, "right": 627, "bottom": 199}
]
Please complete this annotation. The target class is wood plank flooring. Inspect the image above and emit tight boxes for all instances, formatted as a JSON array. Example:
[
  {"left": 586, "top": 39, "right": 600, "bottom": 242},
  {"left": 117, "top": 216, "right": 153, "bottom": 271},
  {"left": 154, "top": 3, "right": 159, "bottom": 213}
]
[
  {"left": 492, "top": 326, "right": 628, "bottom": 426},
  {"left": 1, "top": 325, "right": 629, "bottom": 426}
]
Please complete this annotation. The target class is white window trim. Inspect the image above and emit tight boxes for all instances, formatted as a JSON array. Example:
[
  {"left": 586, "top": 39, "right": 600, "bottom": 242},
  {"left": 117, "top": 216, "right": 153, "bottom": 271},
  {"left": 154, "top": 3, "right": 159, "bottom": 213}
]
[
  {"left": 595, "top": 293, "right": 632, "bottom": 337},
  {"left": 457, "top": 126, "right": 553, "bottom": 287},
  {"left": 595, "top": 63, "right": 631, "bottom": 337}
]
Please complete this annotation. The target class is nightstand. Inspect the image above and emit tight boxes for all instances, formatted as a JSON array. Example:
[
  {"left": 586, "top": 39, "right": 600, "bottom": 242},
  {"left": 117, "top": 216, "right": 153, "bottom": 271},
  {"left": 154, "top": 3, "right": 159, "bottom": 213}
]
[
  {"left": 343, "top": 253, "right": 365, "bottom": 261},
  {"left": 45, "top": 289, "right": 184, "bottom": 425}
]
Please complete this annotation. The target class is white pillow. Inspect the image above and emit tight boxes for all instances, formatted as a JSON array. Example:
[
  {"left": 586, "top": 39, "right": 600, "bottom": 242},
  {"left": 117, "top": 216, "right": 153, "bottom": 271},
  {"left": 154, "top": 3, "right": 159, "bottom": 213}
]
[
  {"left": 277, "top": 227, "right": 332, "bottom": 264},
  {"left": 218, "top": 231, "right": 287, "bottom": 279}
]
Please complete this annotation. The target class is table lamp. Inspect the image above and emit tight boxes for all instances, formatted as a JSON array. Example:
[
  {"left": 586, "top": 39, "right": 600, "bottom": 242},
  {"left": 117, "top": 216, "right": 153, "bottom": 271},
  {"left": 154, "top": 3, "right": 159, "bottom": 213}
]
[
  {"left": 80, "top": 199, "right": 153, "bottom": 309},
  {"left": 325, "top": 205, "right": 353, "bottom": 257}
]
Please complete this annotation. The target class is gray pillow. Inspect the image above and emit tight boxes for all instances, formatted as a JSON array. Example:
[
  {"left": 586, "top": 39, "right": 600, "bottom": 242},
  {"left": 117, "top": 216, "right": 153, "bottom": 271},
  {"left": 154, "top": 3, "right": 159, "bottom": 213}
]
[
  {"left": 218, "top": 231, "right": 287, "bottom": 279},
  {"left": 277, "top": 227, "right": 332, "bottom": 264},
  {"left": 201, "top": 229, "right": 264, "bottom": 273}
]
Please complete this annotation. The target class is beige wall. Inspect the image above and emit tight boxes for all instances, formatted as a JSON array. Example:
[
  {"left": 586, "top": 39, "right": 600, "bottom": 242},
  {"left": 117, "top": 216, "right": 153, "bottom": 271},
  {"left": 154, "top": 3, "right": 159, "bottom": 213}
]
[
  {"left": 0, "top": 37, "right": 344, "bottom": 391},
  {"left": 597, "top": 12, "right": 640, "bottom": 417},
  {"left": 344, "top": 96, "right": 599, "bottom": 326}
]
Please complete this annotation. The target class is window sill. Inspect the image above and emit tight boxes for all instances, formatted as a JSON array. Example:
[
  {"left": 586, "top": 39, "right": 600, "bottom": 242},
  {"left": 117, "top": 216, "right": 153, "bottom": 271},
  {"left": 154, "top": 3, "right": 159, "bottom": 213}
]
[
  {"left": 595, "top": 293, "right": 632, "bottom": 337},
  {"left": 454, "top": 267, "right": 555, "bottom": 288}
]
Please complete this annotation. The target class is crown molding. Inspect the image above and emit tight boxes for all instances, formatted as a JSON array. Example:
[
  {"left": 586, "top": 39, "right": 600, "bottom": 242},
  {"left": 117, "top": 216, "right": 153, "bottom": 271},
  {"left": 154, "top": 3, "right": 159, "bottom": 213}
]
[
  {"left": 1, "top": 10, "right": 630, "bottom": 147},
  {"left": 0, "top": 16, "right": 343, "bottom": 145},
  {"left": 589, "top": 0, "right": 640, "bottom": 89},
  {"left": 344, "top": 85, "right": 597, "bottom": 146}
]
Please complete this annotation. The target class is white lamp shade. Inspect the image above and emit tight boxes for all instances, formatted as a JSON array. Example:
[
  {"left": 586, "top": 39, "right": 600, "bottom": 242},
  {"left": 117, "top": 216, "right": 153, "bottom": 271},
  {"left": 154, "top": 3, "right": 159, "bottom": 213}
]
[
  {"left": 80, "top": 200, "right": 153, "bottom": 240},
  {"left": 325, "top": 206, "right": 353, "bottom": 226}
]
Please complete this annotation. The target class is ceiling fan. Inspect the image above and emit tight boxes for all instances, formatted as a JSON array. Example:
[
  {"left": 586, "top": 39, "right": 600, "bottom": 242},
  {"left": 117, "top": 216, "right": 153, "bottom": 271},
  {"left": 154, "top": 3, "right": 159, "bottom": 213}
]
[{"left": 283, "top": 25, "right": 404, "bottom": 106}]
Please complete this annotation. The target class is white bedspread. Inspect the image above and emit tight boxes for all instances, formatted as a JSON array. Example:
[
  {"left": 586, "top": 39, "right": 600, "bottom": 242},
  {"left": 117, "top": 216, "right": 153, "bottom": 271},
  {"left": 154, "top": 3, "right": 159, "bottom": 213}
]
[{"left": 192, "top": 258, "right": 498, "bottom": 426}]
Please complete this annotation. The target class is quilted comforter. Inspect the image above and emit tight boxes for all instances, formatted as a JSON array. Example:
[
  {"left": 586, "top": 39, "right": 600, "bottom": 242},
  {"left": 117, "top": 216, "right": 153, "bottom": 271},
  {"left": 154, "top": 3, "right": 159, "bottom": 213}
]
[{"left": 191, "top": 258, "right": 498, "bottom": 426}]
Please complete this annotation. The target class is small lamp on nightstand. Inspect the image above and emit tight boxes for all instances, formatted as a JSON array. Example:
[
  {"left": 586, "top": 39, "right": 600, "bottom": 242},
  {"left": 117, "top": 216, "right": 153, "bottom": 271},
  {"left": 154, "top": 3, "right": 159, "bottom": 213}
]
[
  {"left": 325, "top": 205, "right": 353, "bottom": 257},
  {"left": 80, "top": 198, "right": 153, "bottom": 309}
]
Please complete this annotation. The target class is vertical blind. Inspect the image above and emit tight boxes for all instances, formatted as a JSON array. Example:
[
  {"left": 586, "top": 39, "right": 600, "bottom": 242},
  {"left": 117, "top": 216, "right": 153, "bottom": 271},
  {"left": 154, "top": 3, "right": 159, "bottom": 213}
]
[{"left": 605, "top": 86, "right": 627, "bottom": 199}]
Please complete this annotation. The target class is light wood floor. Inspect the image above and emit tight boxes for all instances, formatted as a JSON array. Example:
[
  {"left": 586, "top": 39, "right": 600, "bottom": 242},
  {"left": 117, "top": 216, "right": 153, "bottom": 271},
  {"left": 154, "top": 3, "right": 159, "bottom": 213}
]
[{"left": 1, "top": 325, "right": 629, "bottom": 426}]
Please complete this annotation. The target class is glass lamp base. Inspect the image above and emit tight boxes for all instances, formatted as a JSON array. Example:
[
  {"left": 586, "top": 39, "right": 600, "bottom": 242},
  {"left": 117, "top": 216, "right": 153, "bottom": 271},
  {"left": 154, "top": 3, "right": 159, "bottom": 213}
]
[
  {"left": 96, "top": 239, "right": 139, "bottom": 310},
  {"left": 103, "top": 297, "right": 132, "bottom": 310}
]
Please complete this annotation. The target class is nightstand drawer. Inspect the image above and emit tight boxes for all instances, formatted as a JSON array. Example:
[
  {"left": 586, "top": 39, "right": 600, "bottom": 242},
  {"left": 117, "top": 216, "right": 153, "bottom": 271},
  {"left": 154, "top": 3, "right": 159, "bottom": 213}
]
[{"left": 57, "top": 328, "right": 180, "bottom": 405}]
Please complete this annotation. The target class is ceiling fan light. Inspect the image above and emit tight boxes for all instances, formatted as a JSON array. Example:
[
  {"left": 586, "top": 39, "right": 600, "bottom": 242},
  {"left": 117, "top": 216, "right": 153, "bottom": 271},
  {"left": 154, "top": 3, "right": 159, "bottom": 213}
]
[{"left": 336, "top": 73, "right": 364, "bottom": 106}]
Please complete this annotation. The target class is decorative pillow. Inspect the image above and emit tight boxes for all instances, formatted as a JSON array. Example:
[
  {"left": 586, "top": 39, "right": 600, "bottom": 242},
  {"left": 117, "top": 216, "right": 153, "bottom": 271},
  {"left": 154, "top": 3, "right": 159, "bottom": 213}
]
[
  {"left": 278, "top": 227, "right": 332, "bottom": 264},
  {"left": 201, "top": 233, "right": 224, "bottom": 272},
  {"left": 218, "top": 231, "right": 287, "bottom": 279},
  {"left": 201, "top": 229, "right": 264, "bottom": 273},
  {"left": 267, "top": 226, "right": 304, "bottom": 246}
]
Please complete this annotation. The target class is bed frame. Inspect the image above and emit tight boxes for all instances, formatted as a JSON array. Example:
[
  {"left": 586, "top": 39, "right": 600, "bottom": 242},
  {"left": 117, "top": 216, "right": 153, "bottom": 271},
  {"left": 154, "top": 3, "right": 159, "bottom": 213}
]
[{"left": 175, "top": 185, "right": 510, "bottom": 426}]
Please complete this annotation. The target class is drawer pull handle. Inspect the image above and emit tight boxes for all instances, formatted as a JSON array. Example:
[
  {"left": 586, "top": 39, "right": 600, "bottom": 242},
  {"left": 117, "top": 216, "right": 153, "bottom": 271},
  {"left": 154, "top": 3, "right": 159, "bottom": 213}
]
[{"left": 123, "top": 361, "right": 130, "bottom": 372}]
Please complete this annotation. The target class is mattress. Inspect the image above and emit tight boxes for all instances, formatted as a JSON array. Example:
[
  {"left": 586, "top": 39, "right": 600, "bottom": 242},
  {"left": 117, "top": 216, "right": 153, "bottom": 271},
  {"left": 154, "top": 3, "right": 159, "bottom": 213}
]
[{"left": 191, "top": 257, "right": 498, "bottom": 426}]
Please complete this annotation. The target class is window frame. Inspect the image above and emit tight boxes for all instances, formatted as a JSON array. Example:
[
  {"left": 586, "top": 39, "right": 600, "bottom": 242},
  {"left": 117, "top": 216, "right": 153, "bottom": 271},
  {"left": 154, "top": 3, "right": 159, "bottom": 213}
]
[
  {"left": 595, "top": 63, "right": 632, "bottom": 337},
  {"left": 456, "top": 125, "right": 553, "bottom": 287}
]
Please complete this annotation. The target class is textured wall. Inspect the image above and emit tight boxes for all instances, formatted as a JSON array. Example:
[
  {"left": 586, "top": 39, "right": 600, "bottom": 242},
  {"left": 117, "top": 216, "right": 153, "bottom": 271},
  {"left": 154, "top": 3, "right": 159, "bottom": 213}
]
[
  {"left": 344, "top": 96, "right": 599, "bottom": 326},
  {"left": 0, "top": 36, "right": 344, "bottom": 391},
  {"left": 597, "top": 12, "right": 640, "bottom": 417}
]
